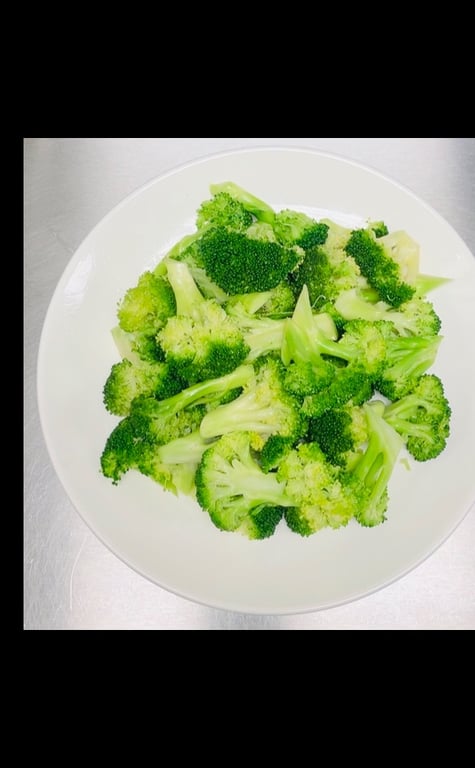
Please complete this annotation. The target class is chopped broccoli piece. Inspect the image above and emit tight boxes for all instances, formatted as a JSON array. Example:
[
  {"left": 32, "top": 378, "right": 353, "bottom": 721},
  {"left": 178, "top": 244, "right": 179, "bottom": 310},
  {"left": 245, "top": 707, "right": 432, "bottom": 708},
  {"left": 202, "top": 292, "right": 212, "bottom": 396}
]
[
  {"left": 377, "top": 330, "right": 442, "bottom": 399},
  {"left": 101, "top": 364, "right": 254, "bottom": 485},
  {"left": 198, "top": 228, "right": 302, "bottom": 295},
  {"left": 196, "top": 191, "right": 253, "bottom": 231},
  {"left": 369, "top": 221, "right": 389, "bottom": 238},
  {"left": 273, "top": 209, "right": 329, "bottom": 249},
  {"left": 196, "top": 432, "right": 291, "bottom": 539},
  {"left": 378, "top": 230, "right": 420, "bottom": 286},
  {"left": 308, "top": 404, "right": 368, "bottom": 468},
  {"left": 103, "top": 358, "right": 183, "bottom": 416},
  {"left": 157, "top": 260, "right": 249, "bottom": 383},
  {"left": 199, "top": 355, "right": 305, "bottom": 444},
  {"left": 282, "top": 286, "right": 386, "bottom": 376},
  {"left": 345, "top": 229, "right": 415, "bottom": 307},
  {"left": 383, "top": 375, "right": 451, "bottom": 461},
  {"left": 210, "top": 182, "right": 276, "bottom": 224},
  {"left": 277, "top": 443, "right": 359, "bottom": 535},
  {"left": 334, "top": 290, "right": 441, "bottom": 337},
  {"left": 351, "top": 401, "right": 405, "bottom": 527},
  {"left": 117, "top": 271, "right": 176, "bottom": 333}
]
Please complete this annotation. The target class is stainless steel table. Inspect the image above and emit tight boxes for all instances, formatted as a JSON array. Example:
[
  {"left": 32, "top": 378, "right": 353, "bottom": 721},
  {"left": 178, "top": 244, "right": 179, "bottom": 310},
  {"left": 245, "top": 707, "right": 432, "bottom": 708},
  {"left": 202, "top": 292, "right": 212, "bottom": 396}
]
[{"left": 24, "top": 138, "right": 475, "bottom": 630}]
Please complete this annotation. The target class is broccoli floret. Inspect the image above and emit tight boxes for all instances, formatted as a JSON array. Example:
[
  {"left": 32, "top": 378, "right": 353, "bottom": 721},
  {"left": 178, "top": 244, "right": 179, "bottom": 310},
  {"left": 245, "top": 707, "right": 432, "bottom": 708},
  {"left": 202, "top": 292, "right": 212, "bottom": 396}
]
[
  {"left": 117, "top": 271, "right": 176, "bottom": 333},
  {"left": 196, "top": 432, "right": 291, "bottom": 539},
  {"left": 377, "top": 330, "right": 442, "bottom": 400},
  {"left": 369, "top": 221, "right": 389, "bottom": 238},
  {"left": 157, "top": 260, "right": 249, "bottom": 384},
  {"left": 273, "top": 209, "right": 329, "bottom": 249},
  {"left": 196, "top": 191, "right": 253, "bottom": 231},
  {"left": 111, "top": 325, "right": 165, "bottom": 364},
  {"left": 378, "top": 230, "right": 420, "bottom": 286},
  {"left": 209, "top": 182, "right": 276, "bottom": 224},
  {"left": 334, "top": 290, "right": 441, "bottom": 337},
  {"left": 290, "top": 219, "right": 369, "bottom": 309},
  {"left": 350, "top": 401, "right": 405, "bottom": 527},
  {"left": 101, "top": 364, "right": 254, "bottom": 484},
  {"left": 282, "top": 287, "right": 386, "bottom": 376},
  {"left": 103, "top": 358, "right": 183, "bottom": 416},
  {"left": 284, "top": 360, "right": 336, "bottom": 397},
  {"left": 302, "top": 366, "right": 375, "bottom": 419},
  {"left": 308, "top": 404, "right": 368, "bottom": 468},
  {"left": 345, "top": 229, "right": 415, "bottom": 307},
  {"left": 277, "top": 443, "right": 359, "bottom": 535},
  {"left": 199, "top": 356, "right": 305, "bottom": 444},
  {"left": 383, "top": 375, "right": 451, "bottom": 461},
  {"left": 198, "top": 228, "right": 302, "bottom": 295}
]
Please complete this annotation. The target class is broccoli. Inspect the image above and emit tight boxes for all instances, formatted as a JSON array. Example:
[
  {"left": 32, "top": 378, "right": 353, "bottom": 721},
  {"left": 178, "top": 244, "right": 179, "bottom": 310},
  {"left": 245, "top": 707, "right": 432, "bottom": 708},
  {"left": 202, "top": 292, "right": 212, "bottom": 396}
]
[
  {"left": 111, "top": 325, "right": 165, "bottom": 364},
  {"left": 103, "top": 358, "right": 183, "bottom": 416},
  {"left": 157, "top": 260, "right": 249, "bottom": 384},
  {"left": 369, "top": 221, "right": 389, "bottom": 238},
  {"left": 302, "top": 366, "right": 375, "bottom": 419},
  {"left": 196, "top": 432, "right": 291, "bottom": 539},
  {"left": 378, "top": 230, "right": 420, "bottom": 286},
  {"left": 117, "top": 271, "right": 176, "bottom": 334},
  {"left": 377, "top": 330, "right": 442, "bottom": 400},
  {"left": 334, "top": 290, "right": 441, "bottom": 337},
  {"left": 415, "top": 274, "right": 451, "bottom": 296},
  {"left": 383, "top": 375, "right": 451, "bottom": 461},
  {"left": 101, "top": 364, "right": 254, "bottom": 484},
  {"left": 198, "top": 228, "right": 302, "bottom": 295},
  {"left": 345, "top": 229, "right": 415, "bottom": 307},
  {"left": 282, "top": 286, "right": 386, "bottom": 376},
  {"left": 273, "top": 209, "right": 329, "bottom": 249},
  {"left": 209, "top": 182, "right": 276, "bottom": 224},
  {"left": 199, "top": 355, "right": 305, "bottom": 444},
  {"left": 350, "top": 401, "right": 405, "bottom": 527},
  {"left": 277, "top": 443, "right": 359, "bottom": 535},
  {"left": 196, "top": 191, "right": 253, "bottom": 231},
  {"left": 290, "top": 219, "right": 369, "bottom": 309},
  {"left": 308, "top": 404, "right": 369, "bottom": 469}
]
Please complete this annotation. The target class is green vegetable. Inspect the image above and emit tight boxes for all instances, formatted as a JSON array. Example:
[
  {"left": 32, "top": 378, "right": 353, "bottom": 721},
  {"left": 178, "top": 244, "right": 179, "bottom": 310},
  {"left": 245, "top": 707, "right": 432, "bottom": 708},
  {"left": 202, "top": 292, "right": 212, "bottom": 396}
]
[{"left": 101, "top": 182, "right": 451, "bottom": 540}]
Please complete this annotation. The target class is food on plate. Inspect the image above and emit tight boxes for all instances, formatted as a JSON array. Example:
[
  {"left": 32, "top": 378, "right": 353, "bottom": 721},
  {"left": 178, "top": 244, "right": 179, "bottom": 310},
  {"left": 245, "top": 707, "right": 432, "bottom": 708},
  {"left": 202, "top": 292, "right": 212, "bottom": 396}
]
[{"left": 100, "top": 182, "right": 451, "bottom": 539}]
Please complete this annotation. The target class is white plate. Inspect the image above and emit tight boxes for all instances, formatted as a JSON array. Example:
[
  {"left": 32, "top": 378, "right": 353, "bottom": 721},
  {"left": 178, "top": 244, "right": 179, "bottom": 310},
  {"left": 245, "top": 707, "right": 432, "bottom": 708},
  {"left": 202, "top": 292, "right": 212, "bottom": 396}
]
[{"left": 37, "top": 147, "right": 475, "bottom": 614}]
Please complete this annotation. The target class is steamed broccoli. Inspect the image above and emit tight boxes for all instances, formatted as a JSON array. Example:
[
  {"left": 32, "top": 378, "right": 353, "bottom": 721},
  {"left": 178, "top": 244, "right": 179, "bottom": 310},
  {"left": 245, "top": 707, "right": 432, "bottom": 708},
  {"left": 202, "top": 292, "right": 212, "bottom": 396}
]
[
  {"left": 383, "top": 374, "right": 451, "bottom": 461},
  {"left": 157, "top": 260, "right": 249, "bottom": 384},
  {"left": 282, "top": 286, "right": 386, "bottom": 376},
  {"left": 196, "top": 191, "right": 253, "bottom": 231},
  {"left": 308, "top": 404, "right": 368, "bottom": 469},
  {"left": 117, "top": 271, "right": 176, "bottom": 333},
  {"left": 101, "top": 364, "right": 254, "bottom": 484},
  {"left": 334, "top": 290, "right": 441, "bottom": 337},
  {"left": 377, "top": 230, "right": 420, "bottom": 286},
  {"left": 196, "top": 431, "right": 291, "bottom": 539},
  {"left": 277, "top": 443, "right": 359, "bottom": 535},
  {"left": 377, "top": 329, "right": 442, "bottom": 399},
  {"left": 350, "top": 401, "right": 405, "bottom": 527},
  {"left": 199, "top": 355, "right": 305, "bottom": 444},
  {"left": 209, "top": 182, "right": 276, "bottom": 224},
  {"left": 273, "top": 209, "right": 329, "bottom": 249},
  {"left": 345, "top": 229, "right": 415, "bottom": 307},
  {"left": 369, "top": 221, "right": 389, "bottom": 238},
  {"left": 198, "top": 228, "right": 302, "bottom": 295},
  {"left": 103, "top": 358, "right": 183, "bottom": 416}
]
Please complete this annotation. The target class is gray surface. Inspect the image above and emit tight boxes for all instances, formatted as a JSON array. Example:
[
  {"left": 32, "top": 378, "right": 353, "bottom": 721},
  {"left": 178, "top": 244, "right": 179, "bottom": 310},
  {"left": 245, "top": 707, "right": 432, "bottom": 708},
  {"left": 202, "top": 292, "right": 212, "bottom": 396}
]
[{"left": 24, "top": 137, "right": 475, "bottom": 630}]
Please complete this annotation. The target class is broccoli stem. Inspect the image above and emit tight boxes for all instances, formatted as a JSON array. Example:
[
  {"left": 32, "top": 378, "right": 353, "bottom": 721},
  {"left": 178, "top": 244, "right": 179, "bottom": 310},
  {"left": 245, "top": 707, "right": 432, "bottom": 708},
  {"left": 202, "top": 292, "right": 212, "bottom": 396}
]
[
  {"left": 165, "top": 259, "right": 205, "bottom": 317},
  {"left": 156, "top": 364, "right": 254, "bottom": 420}
]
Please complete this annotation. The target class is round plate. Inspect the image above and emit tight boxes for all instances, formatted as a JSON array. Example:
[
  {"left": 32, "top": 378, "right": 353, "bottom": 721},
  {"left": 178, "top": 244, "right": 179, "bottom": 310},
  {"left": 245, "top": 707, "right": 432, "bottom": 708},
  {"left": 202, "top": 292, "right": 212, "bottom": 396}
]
[{"left": 37, "top": 147, "right": 475, "bottom": 614}]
